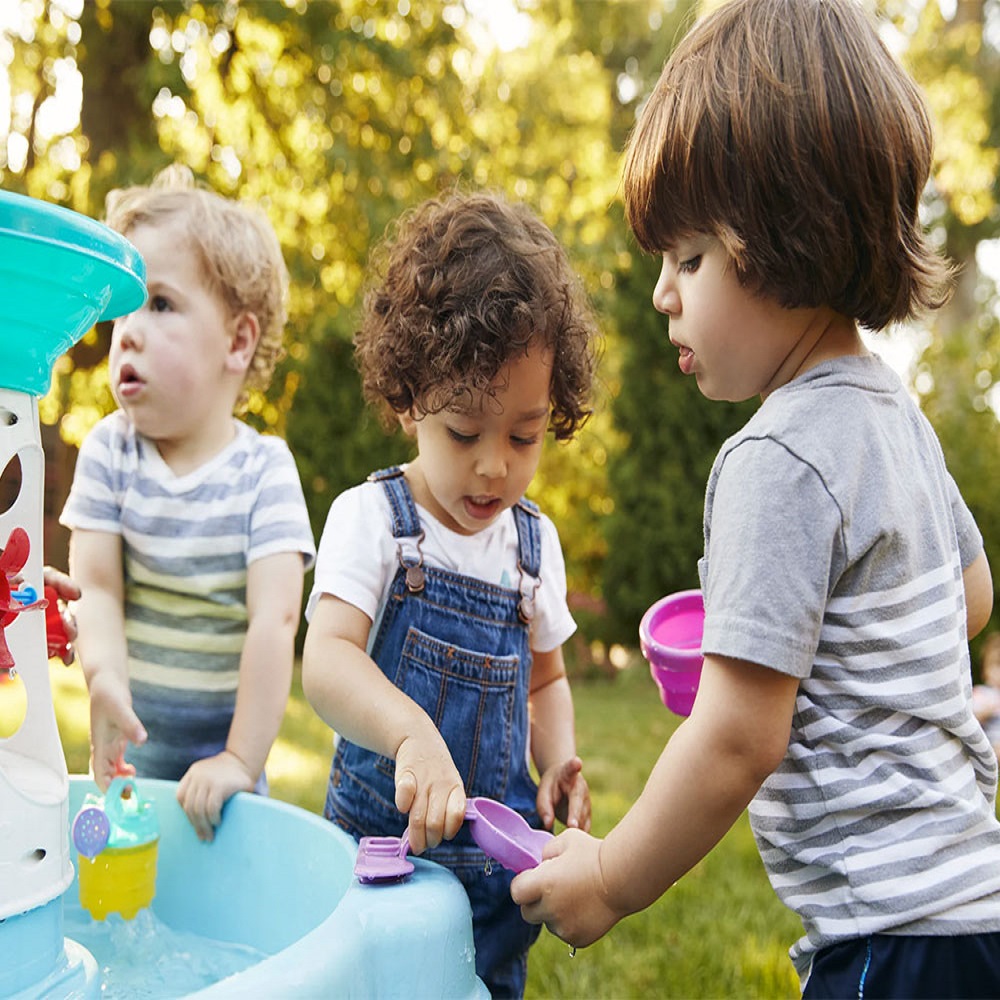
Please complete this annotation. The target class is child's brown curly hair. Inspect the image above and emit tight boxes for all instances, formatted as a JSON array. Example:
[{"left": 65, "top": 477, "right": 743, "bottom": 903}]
[
  {"left": 354, "top": 191, "right": 600, "bottom": 441},
  {"left": 105, "top": 164, "right": 288, "bottom": 412}
]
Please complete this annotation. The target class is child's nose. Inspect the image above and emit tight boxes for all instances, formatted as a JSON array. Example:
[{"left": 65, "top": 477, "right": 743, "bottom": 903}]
[
  {"left": 652, "top": 261, "right": 680, "bottom": 316},
  {"left": 114, "top": 312, "right": 142, "bottom": 349},
  {"left": 475, "top": 440, "right": 508, "bottom": 480}
]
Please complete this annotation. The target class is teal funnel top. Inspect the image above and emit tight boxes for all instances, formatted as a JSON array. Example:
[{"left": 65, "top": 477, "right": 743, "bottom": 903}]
[{"left": 0, "top": 189, "right": 146, "bottom": 396}]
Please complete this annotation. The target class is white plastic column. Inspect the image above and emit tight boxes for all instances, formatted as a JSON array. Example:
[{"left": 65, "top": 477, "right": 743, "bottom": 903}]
[{"left": 0, "top": 387, "right": 73, "bottom": 920}]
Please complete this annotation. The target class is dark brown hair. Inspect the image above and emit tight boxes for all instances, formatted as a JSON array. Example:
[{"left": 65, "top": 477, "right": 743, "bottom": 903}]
[
  {"left": 622, "top": 0, "right": 953, "bottom": 330},
  {"left": 354, "top": 191, "right": 600, "bottom": 441}
]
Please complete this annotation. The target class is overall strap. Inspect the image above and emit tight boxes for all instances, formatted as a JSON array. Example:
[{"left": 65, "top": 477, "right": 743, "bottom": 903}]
[
  {"left": 368, "top": 466, "right": 426, "bottom": 593},
  {"left": 513, "top": 499, "right": 542, "bottom": 624},
  {"left": 513, "top": 499, "right": 542, "bottom": 576},
  {"left": 368, "top": 466, "right": 422, "bottom": 539}
]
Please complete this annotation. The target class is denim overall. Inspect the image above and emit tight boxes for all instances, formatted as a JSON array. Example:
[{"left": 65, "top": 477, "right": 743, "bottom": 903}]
[{"left": 325, "top": 466, "right": 542, "bottom": 997}]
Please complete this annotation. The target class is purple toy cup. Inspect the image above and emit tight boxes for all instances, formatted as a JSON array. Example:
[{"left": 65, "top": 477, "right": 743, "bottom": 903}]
[{"left": 639, "top": 589, "right": 705, "bottom": 716}]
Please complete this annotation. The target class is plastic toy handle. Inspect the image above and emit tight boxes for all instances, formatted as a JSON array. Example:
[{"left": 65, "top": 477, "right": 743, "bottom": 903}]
[{"left": 104, "top": 776, "right": 139, "bottom": 822}]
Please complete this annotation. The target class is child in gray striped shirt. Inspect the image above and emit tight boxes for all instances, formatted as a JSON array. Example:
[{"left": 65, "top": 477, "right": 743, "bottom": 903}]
[
  {"left": 61, "top": 165, "right": 315, "bottom": 842},
  {"left": 513, "top": 1, "right": 1000, "bottom": 995}
]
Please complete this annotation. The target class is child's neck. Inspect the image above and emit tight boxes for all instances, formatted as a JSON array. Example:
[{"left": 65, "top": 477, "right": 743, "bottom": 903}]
[
  {"left": 153, "top": 418, "right": 238, "bottom": 476},
  {"left": 765, "top": 312, "right": 866, "bottom": 399}
]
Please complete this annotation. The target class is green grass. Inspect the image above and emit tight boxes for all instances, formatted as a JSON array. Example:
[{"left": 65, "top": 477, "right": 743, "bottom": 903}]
[{"left": 51, "top": 660, "right": 801, "bottom": 999}]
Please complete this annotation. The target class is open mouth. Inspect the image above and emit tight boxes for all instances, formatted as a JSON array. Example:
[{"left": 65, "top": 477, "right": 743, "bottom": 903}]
[
  {"left": 117, "top": 363, "right": 146, "bottom": 396},
  {"left": 464, "top": 496, "right": 501, "bottom": 521}
]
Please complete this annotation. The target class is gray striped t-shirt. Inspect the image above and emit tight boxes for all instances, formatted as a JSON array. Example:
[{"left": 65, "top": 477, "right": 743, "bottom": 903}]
[
  {"left": 698, "top": 354, "right": 1000, "bottom": 982},
  {"left": 60, "top": 411, "right": 316, "bottom": 779}
]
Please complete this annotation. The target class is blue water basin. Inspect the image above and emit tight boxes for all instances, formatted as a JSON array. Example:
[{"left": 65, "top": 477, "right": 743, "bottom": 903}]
[{"left": 64, "top": 777, "right": 488, "bottom": 998}]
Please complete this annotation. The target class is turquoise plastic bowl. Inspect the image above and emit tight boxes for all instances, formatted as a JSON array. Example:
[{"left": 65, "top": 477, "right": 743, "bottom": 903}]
[{"left": 0, "top": 190, "right": 146, "bottom": 396}]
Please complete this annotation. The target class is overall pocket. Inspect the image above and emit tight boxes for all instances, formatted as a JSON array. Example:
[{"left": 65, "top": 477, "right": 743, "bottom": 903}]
[{"left": 375, "top": 625, "right": 520, "bottom": 799}]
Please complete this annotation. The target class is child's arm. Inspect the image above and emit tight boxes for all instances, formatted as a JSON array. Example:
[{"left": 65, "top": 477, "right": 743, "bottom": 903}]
[
  {"left": 302, "top": 594, "right": 466, "bottom": 853},
  {"left": 176, "top": 551, "right": 302, "bottom": 841},
  {"left": 530, "top": 646, "right": 591, "bottom": 832},
  {"left": 68, "top": 528, "right": 147, "bottom": 789},
  {"left": 964, "top": 550, "right": 993, "bottom": 640},
  {"left": 512, "top": 653, "right": 798, "bottom": 947}
]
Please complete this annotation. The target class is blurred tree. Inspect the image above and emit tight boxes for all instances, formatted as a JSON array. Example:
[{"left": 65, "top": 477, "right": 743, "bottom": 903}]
[
  {"left": 1, "top": 0, "right": 997, "bottom": 643},
  {"left": 599, "top": 239, "right": 756, "bottom": 643},
  {"left": 1, "top": 0, "right": 628, "bottom": 598},
  {"left": 888, "top": 0, "right": 1000, "bottom": 642}
]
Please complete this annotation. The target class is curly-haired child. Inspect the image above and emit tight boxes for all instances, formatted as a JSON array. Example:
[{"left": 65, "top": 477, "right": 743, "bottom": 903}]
[
  {"left": 512, "top": 1, "right": 1000, "bottom": 996},
  {"left": 61, "top": 165, "right": 315, "bottom": 842},
  {"left": 302, "top": 190, "right": 598, "bottom": 997}
]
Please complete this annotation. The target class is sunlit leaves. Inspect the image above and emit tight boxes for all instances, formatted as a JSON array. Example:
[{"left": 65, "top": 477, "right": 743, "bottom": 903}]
[{"left": 903, "top": 5, "right": 999, "bottom": 229}]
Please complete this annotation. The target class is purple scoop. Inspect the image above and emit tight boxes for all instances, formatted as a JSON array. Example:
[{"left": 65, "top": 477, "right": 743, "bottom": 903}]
[
  {"left": 354, "top": 796, "right": 553, "bottom": 883},
  {"left": 464, "top": 797, "right": 552, "bottom": 874}
]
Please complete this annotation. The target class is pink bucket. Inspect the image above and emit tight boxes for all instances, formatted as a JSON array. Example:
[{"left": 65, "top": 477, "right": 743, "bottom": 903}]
[{"left": 639, "top": 589, "right": 705, "bottom": 716}]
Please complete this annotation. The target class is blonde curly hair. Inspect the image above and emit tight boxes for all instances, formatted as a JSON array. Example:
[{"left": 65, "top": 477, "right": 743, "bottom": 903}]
[{"left": 104, "top": 164, "right": 288, "bottom": 411}]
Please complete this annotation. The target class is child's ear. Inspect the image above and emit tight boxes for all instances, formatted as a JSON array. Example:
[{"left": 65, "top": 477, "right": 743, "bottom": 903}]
[
  {"left": 398, "top": 409, "right": 418, "bottom": 437},
  {"left": 226, "top": 312, "right": 261, "bottom": 375}
]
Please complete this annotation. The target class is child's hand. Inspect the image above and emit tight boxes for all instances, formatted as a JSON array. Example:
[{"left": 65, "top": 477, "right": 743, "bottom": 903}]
[
  {"left": 177, "top": 750, "right": 256, "bottom": 842},
  {"left": 88, "top": 673, "right": 146, "bottom": 791},
  {"left": 394, "top": 730, "right": 466, "bottom": 854},
  {"left": 511, "top": 829, "right": 623, "bottom": 949},
  {"left": 537, "top": 755, "right": 591, "bottom": 832}
]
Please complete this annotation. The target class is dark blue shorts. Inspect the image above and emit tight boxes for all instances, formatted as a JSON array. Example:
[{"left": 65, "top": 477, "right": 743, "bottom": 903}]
[{"left": 803, "top": 932, "right": 1000, "bottom": 999}]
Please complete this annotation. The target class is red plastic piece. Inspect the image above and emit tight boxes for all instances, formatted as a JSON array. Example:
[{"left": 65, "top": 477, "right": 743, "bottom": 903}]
[{"left": 44, "top": 585, "right": 71, "bottom": 662}]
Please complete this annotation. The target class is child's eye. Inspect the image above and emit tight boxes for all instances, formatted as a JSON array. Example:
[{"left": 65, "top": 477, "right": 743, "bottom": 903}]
[
  {"left": 447, "top": 428, "right": 477, "bottom": 444},
  {"left": 679, "top": 255, "right": 702, "bottom": 274},
  {"left": 511, "top": 435, "right": 539, "bottom": 447},
  {"left": 149, "top": 295, "right": 172, "bottom": 312}
]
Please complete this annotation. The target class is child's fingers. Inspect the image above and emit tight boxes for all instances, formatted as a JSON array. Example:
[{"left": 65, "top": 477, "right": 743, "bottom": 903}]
[
  {"left": 536, "top": 779, "right": 557, "bottom": 830},
  {"left": 125, "top": 712, "right": 148, "bottom": 747},
  {"left": 92, "top": 744, "right": 130, "bottom": 792},
  {"left": 417, "top": 783, "right": 454, "bottom": 850},
  {"left": 443, "top": 784, "right": 467, "bottom": 840},
  {"left": 177, "top": 781, "right": 216, "bottom": 843},
  {"left": 566, "top": 780, "right": 592, "bottom": 832},
  {"left": 394, "top": 767, "right": 417, "bottom": 814},
  {"left": 42, "top": 566, "right": 81, "bottom": 602}
]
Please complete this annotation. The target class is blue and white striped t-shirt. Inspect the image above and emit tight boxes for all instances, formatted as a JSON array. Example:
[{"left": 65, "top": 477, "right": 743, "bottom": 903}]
[
  {"left": 699, "top": 354, "right": 1000, "bottom": 982},
  {"left": 60, "top": 411, "right": 316, "bottom": 778}
]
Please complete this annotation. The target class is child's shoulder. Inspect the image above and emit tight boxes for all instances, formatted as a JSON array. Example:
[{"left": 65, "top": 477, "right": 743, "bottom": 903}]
[
  {"left": 231, "top": 422, "right": 299, "bottom": 466},
  {"left": 328, "top": 477, "right": 391, "bottom": 525},
  {"left": 78, "top": 409, "right": 137, "bottom": 460},
  {"left": 736, "top": 354, "right": 902, "bottom": 445}
]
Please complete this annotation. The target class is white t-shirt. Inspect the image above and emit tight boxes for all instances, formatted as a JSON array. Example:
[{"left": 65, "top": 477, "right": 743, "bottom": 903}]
[{"left": 307, "top": 475, "right": 576, "bottom": 655}]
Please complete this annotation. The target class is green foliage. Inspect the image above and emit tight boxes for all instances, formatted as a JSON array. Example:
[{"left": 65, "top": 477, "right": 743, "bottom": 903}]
[
  {"left": 599, "top": 250, "right": 756, "bottom": 643},
  {"left": 3, "top": 0, "right": 999, "bottom": 632},
  {"left": 887, "top": 0, "right": 1000, "bottom": 256},
  {"left": 916, "top": 302, "right": 1000, "bottom": 657},
  {"left": 283, "top": 321, "right": 412, "bottom": 541}
]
